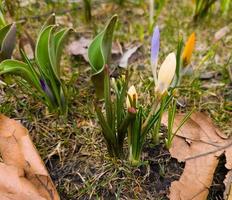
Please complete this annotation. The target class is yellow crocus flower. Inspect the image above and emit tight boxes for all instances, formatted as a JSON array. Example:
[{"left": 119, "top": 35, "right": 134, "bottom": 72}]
[{"left": 182, "top": 32, "right": 196, "bottom": 66}]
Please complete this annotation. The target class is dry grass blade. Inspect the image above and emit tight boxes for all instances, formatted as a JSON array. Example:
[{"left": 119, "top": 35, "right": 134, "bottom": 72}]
[
  {"left": 0, "top": 114, "right": 60, "bottom": 200},
  {"left": 162, "top": 112, "right": 232, "bottom": 200}
]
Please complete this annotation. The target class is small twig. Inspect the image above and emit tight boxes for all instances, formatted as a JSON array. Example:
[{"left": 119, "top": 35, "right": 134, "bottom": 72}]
[
  {"left": 176, "top": 134, "right": 223, "bottom": 147},
  {"left": 184, "top": 141, "right": 232, "bottom": 161}
]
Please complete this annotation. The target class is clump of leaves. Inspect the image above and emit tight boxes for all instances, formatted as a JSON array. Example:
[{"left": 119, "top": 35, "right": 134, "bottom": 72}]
[
  {"left": 193, "top": 0, "right": 216, "bottom": 21},
  {"left": 0, "top": 14, "right": 72, "bottom": 115},
  {"left": 95, "top": 67, "right": 136, "bottom": 158},
  {"left": 88, "top": 16, "right": 195, "bottom": 166}
]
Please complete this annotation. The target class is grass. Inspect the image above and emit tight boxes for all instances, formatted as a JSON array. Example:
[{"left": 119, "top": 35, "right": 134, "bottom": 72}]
[{"left": 0, "top": 0, "right": 231, "bottom": 199}]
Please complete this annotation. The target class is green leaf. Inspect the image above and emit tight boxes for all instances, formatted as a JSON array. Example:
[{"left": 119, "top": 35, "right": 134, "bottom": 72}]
[
  {"left": 54, "top": 27, "right": 72, "bottom": 76},
  {"left": 172, "top": 37, "right": 183, "bottom": 87},
  {"left": 0, "top": 59, "right": 41, "bottom": 90},
  {"left": 0, "top": 10, "right": 6, "bottom": 28},
  {"left": 95, "top": 103, "right": 116, "bottom": 146},
  {"left": 88, "top": 31, "right": 104, "bottom": 72},
  {"left": 104, "top": 67, "right": 113, "bottom": 129},
  {"left": 88, "top": 14, "right": 117, "bottom": 69},
  {"left": 48, "top": 27, "right": 58, "bottom": 79},
  {"left": 0, "top": 23, "right": 16, "bottom": 61},
  {"left": 101, "top": 15, "right": 117, "bottom": 64},
  {"left": 20, "top": 50, "right": 42, "bottom": 92},
  {"left": 88, "top": 15, "right": 118, "bottom": 98},
  {"left": 41, "top": 13, "right": 56, "bottom": 32},
  {"left": 35, "top": 25, "right": 55, "bottom": 79},
  {"left": 91, "top": 69, "right": 105, "bottom": 98},
  {"left": 116, "top": 72, "right": 129, "bottom": 130}
]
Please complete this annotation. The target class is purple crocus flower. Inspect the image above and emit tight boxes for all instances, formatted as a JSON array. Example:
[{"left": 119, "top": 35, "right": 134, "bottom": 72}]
[
  {"left": 151, "top": 26, "right": 160, "bottom": 83},
  {"left": 40, "top": 78, "right": 55, "bottom": 103},
  {"left": 151, "top": 26, "right": 160, "bottom": 65},
  {"left": 40, "top": 79, "right": 47, "bottom": 91}
]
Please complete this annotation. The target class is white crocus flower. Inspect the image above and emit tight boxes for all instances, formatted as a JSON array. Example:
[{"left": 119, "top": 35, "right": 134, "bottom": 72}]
[
  {"left": 156, "top": 52, "right": 176, "bottom": 95},
  {"left": 126, "top": 85, "right": 138, "bottom": 108}
]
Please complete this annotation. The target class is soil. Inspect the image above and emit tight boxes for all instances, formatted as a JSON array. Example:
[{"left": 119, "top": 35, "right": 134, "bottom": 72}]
[{"left": 46, "top": 142, "right": 185, "bottom": 199}]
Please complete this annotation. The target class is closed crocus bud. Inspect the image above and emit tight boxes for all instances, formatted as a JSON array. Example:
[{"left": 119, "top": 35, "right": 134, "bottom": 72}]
[
  {"left": 151, "top": 25, "right": 160, "bottom": 83},
  {"left": 126, "top": 85, "right": 138, "bottom": 108},
  {"left": 182, "top": 32, "right": 195, "bottom": 66},
  {"left": 156, "top": 52, "right": 176, "bottom": 95},
  {"left": 40, "top": 79, "right": 55, "bottom": 103}
]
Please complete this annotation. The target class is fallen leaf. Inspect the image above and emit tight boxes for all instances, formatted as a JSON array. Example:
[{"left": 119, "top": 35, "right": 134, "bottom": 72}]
[
  {"left": 119, "top": 45, "right": 141, "bottom": 68},
  {"left": 68, "top": 37, "right": 122, "bottom": 62},
  {"left": 224, "top": 170, "right": 232, "bottom": 200},
  {"left": 67, "top": 37, "right": 91, "bottom": 62},
  {"left": 19, "top": 31, "right": 35, "bottom": 59},
  {"left": 162, "top": 112, "right": 232, "bottom": 200},
  {"left": 0, "top": 114, "right": 60, "bottom": 200},
  {"left": 214, "top": 26, "right": 230, "bottom": 42}
]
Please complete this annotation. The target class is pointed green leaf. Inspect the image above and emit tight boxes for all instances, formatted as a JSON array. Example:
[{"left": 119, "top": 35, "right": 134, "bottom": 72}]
[
  {"left": 35, "top": 25, "right": 57, "bottom": 79},
  {"left": 88, "top": 31, "right": 104, "bottom": 72},
  {"left": 41, "top": 13, "right": 56, "bottom": 32},
  {"left": 0, "top": 23, "right": 16, "bottom": 61},
  {"left": 88, "top": 15, "right": 118, "bottom": 98},
  {"left": 101, "top": 15, "right": 117, "bottom": 64},
  {"left": 95, "top": 103, "right": 115, "bottom": 145},
  {"left": 54, "top": 27, "right": 72, "bottom": 76},
  {"left": 0, "top": 59, "right": 41, "bottom": 91}
]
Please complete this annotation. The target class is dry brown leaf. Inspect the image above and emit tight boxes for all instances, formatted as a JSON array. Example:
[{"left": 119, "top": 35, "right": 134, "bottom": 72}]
[
  {"left": 162, "top": 112, "right": 232, "bottom": 200},
  {"left": 224, "top": 170, "right": 232, "bottom": 200},
  {"left": 0, "top": 114, "right": 60, "bottom": 200},
  {"left": 119, "top": 45, "right": 141, "bottom": 68},
  {"left": 67, "top": 37, "right": 91, "bottom": 62},
  {"left": 214, "top": 26, "right": 230, "bottom": 42}
]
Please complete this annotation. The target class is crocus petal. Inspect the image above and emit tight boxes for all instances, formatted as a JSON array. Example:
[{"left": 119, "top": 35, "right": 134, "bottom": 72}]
[
  {"left": 126, "top": 85, "right": 138, "bottom": 108},
  {"left": 40, "top": 79, "right": 55, "bottom": 103},
  {"left": 182, "top": 32, "right": 196, "bottom": 66},
  {"left": 151, "top": 26, "right": 160, "bottom": 82},
  {"left": 151, "top": 26, "right": 160, "bottom": 65},
  {"left": 156, "top": 52, "right": 176, "bottom": 94}
]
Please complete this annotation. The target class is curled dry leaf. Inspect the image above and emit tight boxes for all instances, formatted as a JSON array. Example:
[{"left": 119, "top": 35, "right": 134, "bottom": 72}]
[
  {"left": 119, "top": 45, "right": 141, "bottom": 68},
  {"left": 162, "top": 112, "right": 232, "bottom": 200},
  {"left": 0, "top": 114, "right": 60, "bottom": 200},
  {"left": 214, "top": 26, "right": 230, "bottom": 42}
]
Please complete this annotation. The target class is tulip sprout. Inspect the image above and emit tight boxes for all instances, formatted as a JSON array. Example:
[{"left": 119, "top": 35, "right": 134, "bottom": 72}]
[
  {"left": 0, "top": 14, "right": 72, "bottom": 115},
  {"left": 88, "top": 15, "right": 117, "bottom": 99}
]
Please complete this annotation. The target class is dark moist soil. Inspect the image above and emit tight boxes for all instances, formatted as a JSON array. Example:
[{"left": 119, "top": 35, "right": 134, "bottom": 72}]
[
  {"left": 142, "top": 143, "right": 185, "bottom": 200},
  {"left": 46, "top": 142, "right": 185, "bottom": 200},
  {"left": 45, "top": 134, "right": 228, "bottom": 200},
  {"left": 208, "top": 154, "right": 228, "bottom": 200}
]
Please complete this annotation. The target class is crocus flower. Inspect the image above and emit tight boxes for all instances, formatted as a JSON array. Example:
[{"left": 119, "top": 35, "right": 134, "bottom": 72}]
[
  {"left": 40, "top": 78, "right": 55, "bottom": 103},
  {"left": 150, "top": 26, "right": 160, "bottom": 83},
  {"left": 156, "top": 52, "right": 176, "bottom": 95},
  {"left": 182, "top": 32, "right": 196, "bottom": 66},
  {"left": 126, "top": 85, "right": 138, "bottom": 108}
]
